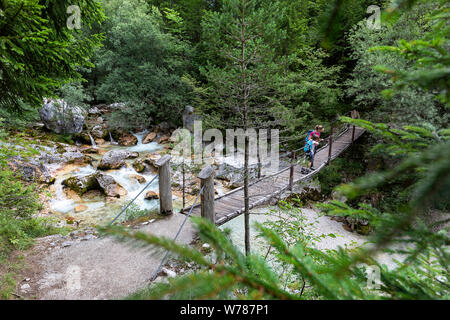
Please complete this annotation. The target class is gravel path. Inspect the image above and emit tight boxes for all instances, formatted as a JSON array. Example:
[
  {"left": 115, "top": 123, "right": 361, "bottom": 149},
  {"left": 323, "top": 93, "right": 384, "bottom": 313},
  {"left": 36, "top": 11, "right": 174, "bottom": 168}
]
[
  {"left": 20, "top": 213, "right": 196, "bottom": 300},
  {"left": 19, "top": 205, "right": 406, "bottom": 300}
]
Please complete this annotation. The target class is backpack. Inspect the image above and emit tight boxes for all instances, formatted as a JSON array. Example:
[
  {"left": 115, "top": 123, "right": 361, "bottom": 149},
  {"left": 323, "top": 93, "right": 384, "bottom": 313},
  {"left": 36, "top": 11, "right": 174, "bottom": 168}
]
[
  {"left": 304, "top": 139, "right": 312, "bottom": 153},
  {"left": 305, "top": 130, "right": 313, "bottom": 143}
]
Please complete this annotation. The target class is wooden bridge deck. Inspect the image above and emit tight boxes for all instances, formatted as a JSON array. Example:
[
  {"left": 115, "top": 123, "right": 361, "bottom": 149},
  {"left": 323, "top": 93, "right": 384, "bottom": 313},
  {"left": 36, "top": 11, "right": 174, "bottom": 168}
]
[{"left": 183, "top": 126, "right": 365, "bottom": 225}]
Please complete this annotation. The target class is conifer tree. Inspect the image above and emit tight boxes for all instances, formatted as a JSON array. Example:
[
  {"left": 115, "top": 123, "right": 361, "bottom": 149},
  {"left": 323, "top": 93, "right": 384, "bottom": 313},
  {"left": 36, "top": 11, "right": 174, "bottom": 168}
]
[{"left": 200, "top": 0, "right": 286, "bottom": 255}]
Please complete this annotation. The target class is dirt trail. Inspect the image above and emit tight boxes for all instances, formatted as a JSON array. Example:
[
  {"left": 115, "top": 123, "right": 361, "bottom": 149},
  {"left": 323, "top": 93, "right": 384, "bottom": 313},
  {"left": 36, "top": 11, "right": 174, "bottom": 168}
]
[{"left": 20, "top": 213, "right": 196, "bottom": 300}]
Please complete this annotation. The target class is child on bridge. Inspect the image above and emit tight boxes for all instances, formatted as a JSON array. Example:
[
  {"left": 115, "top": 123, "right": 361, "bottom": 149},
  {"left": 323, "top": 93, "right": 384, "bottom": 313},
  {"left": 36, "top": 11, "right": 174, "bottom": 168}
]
[{"left": 304, "top": 134, "right": 320, "bottom": 170}]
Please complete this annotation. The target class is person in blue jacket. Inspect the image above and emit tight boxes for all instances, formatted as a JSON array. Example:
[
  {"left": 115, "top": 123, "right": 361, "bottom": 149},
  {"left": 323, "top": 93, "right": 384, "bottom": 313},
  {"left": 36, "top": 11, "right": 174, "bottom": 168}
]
[{"left": 304, "top": 134, "right": 320, "bottom": 170}]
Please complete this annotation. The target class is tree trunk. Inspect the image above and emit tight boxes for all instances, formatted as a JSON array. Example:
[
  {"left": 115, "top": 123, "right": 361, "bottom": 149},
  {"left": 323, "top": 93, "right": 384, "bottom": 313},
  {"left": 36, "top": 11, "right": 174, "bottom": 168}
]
[{"left": 241, "top": 3, "right": 250, "bottom": 256}]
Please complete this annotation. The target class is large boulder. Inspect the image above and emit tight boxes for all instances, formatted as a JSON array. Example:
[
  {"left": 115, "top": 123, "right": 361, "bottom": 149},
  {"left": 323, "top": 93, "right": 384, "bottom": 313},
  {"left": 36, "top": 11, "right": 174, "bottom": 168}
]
[
  {"left": 97, "top": 150, "right": 131, "bottom": 170},
  {"left": 95, "top": 172, "right": 127, "bottom": 198},
  {"left": 39, "top": 99, "right": 86, "bottom": 134}
]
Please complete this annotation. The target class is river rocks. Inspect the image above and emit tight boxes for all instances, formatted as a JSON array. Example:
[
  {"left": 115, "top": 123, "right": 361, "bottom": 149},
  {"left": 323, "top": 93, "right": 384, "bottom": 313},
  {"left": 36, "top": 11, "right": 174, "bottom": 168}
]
[
  {"left": 132, "top": 159, "right": 146, "bottom": 173},
  {"left": 118, "top": 133, "right": 138, "bottom": 147},
  {"left": 331, "top": 190, "right": 347, "bottom": 203},
  {"left": 8, "top": 159, "right": 54, "bottom": 184},
  {"left": 130, "top": 174, "right": 146, "bottom": 184},
  {"left": 129, "top": 152, "right": 139, "bottom": 159},
  {"left": 88, "top": 106, "right": 101, "bottom": 116},
  {"left": 63, "top": 152, "right": 95, "bottom": 165},
  {"left": 62, "top": 174, "right": 99, "bottom": 196},
  {"left": 65, "top": 189, "right": 82, "bottom": 202},
  {"left": 83, "top": 147, "right": 100, "bottom": 154},
  {"left": 216, "top": 162, "right": 258, "bottom": 188},
  {"left": 171, "top": 170, "right": 200, "bottom": 195},
  {"left": 62, "top": 172, "right": 127, "bottom": 198},
  {"left": 144, "top": 154, "right": 161, "bottom": 172},
  {"left": 91, "top": 125, "right": 107, "bottom": 139},
  {"left": 143, "top": 132, "right": 157, "bottom": 144},
  {"left": 334, "top": 216, "right": 372, "bottom": 235},
  {"left": 97, "top": 150, "right": 130, "bottom": 170},
  {"left": 161, "top": 267, "right": 177, "bottom": 278},
  {"left": 95, "top": 172, "right": 127, "bottom": 198},
  {"left": 73, "top": 132, "right": 92, "bottom": 145},
  {"left": 74, "top": 205, "right": 88, "bottom": 213},
  {"left": 158, "top": 135, "right": 170, "bottom": 144},
  {"left": 144, "top": 191, "right": 159, "bottom": 200},
  {"left": 285, "top": 180, "right": 322, "bottom": 203},
  {"left": 39, "top": 99, "right": 86, "bottom": 134}
]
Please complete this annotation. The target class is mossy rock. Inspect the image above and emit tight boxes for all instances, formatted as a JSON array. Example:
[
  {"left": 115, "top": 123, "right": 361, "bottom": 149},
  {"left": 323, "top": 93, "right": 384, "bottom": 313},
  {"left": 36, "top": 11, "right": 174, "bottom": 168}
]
[
  {"left": 62, "top": 174, "right": 99, "bottom": 196},
  {"left": 133, "top": 159, "right": 146, "bottom": 173},
  {"left": 356, "top": 224, "right": 372, "bottom": 236}
]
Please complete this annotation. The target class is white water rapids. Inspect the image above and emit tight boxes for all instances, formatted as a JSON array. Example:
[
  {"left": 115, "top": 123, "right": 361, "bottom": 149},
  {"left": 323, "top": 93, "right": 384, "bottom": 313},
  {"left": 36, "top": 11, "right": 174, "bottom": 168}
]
[{"left": 48, "top": 131, "right": 163, "bottom": 225}]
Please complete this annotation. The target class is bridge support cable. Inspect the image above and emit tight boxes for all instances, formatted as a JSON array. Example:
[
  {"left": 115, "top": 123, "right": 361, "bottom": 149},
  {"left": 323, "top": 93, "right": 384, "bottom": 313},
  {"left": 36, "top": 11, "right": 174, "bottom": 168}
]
[
  {"left": 109, "top": 175, "right": 159, "bottom": 226},
  {"left": 150, "top": 185, "right": 206, "bottom": 282}
]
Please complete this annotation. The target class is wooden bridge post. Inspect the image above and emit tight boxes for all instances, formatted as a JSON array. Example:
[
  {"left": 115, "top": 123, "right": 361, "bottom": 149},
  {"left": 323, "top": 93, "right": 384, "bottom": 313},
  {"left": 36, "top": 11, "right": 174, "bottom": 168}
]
[
  {"left": 156, "top": 155, "right": 173, "bottom": 216},
  {"left": 289, "top": 151, "right": 296, "bottom": 191},
  {"left": 327, "top": 123, "right": 334, "bottom": 165},
  {"left": 352, "top": 125, "right": 356, "bottom": 144},
  {"left": 198, "top": 166, "right": 215, "bottom": 224},
  {"left": 351, "top": 110, "right": 356, "bottom": 143}
]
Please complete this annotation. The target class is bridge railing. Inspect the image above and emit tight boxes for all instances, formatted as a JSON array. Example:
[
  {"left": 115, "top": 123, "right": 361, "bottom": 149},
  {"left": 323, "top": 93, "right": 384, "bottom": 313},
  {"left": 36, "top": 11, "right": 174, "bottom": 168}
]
[
  {"left": 192, "top": 110, "right": 363, "bottom": 225},
  {"left": 109, "top": 155, "right": 174, "bottom": 225},
  {"left": 109, "top": 110, "right": 362, "bottom": 226}
]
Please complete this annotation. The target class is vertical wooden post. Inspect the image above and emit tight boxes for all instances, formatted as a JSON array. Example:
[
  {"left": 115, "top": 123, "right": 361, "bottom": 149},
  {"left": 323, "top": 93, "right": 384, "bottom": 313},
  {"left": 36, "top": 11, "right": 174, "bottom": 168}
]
[
  {"left": 352, "top": 125, "right": 356, "bottom": 144},
  {"left": 198, "top": 166, "right": 215, "bottom": 224},
  {"left": 182, "top": 160, "right": 186, "bottom": 209},
  {"left": 289, "top": 151, "right": 296, "bottom": 191},
  {"left": 351, "top": 110, "right": 356, "bottom": 143},
  {"left": 156, "top": 155, "right": 173, "bottom": 216},
  {"left": 327, "top": 123, "right": 334, "bottom": 165}
]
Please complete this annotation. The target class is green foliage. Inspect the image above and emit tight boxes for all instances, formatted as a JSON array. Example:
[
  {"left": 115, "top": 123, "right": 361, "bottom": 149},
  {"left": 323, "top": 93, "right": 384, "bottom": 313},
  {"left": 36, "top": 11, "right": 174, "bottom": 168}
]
[
  {"left": 199, "top": 0, "right": 287, "bottom": 128},
  {"left": 0, "top": 0, "right": 105, "bottom": 113},
  {"left": 103, "top": 211, "right": 449, "bottom": 300},
  {"left": 99, "top": 1, "right": 449, "bottom": 300},
  {"left": 318, "top": 159, "right": 345, "bottom": 196},
  {"left": 88, "top": 0, "right": 194, "bottom": 129},
  {"left": 57, "top": 82, "right": 92, "bottom": 110},
  {"left": 345, "top": 2, "right": 447, "bottom": 128},
  {"left": 118, "top": 203, "right": 158, "bottom": 223},
  {"left": 374, "top": 0, "right": 450, "bottom": 106},
  {"left": 0, "top": 124, "right": 64, "bottom": 259}
]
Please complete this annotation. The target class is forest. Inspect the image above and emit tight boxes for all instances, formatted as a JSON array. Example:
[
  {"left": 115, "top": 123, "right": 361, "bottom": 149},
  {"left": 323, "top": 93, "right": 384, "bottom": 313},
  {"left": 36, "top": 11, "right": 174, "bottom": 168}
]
[{"left": 0, "top": 0, "right": 448, "bottom": 302}]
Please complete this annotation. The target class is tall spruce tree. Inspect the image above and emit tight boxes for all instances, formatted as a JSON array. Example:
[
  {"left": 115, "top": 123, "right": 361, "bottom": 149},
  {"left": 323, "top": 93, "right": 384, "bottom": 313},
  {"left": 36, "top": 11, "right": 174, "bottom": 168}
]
[{"left": 200, "top": 0, "right": 286, "bottom": 255}]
